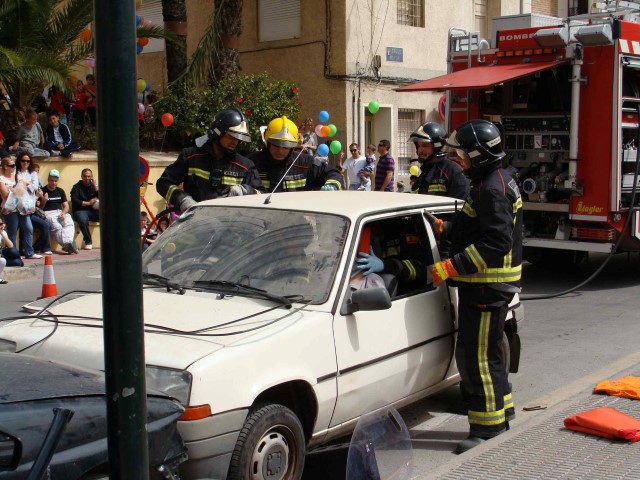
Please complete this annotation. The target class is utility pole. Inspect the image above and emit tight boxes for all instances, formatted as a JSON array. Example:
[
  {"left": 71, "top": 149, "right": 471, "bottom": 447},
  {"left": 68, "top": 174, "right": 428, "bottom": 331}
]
[{"left": 94, "top": 0, "right": 149, "bottom": 476}]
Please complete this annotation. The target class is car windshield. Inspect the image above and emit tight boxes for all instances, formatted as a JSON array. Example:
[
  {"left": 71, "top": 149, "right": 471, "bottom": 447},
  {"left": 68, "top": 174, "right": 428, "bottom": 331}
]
[{"left": 142, "top": 206, "right": 349, "bottom": 304}]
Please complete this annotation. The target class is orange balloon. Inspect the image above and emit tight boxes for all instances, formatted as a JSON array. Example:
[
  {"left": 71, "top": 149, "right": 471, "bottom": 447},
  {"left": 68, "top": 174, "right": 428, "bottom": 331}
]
[
  {"left": 137, "top": 37, "right": 149, "bottom": 47},
  {"left": 320, "top": 125, "right": 330, "bottom": 137},
  {"left": 80, "top": 28, "right": 92, "bottom": 42}
]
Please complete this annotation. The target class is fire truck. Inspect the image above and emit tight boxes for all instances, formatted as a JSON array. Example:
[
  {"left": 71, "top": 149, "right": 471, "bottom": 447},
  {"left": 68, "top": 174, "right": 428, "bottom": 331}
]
[{"left": 399, "top": 5, "right": 640, "bottom": 264}]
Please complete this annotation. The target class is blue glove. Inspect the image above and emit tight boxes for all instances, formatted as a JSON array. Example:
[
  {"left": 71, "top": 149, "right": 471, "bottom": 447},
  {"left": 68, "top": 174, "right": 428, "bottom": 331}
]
[
  {"left": 356, "top": 247, "right": 384, "bottom": 276},
  {"left": 320, "top": 184, "right": 337, "bottom": 191}
]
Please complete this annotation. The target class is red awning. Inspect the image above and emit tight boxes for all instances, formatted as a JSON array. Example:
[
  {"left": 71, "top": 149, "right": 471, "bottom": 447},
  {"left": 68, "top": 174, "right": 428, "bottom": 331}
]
[{"left": 397, "top": 60, "right": 569, "bottom": 92}]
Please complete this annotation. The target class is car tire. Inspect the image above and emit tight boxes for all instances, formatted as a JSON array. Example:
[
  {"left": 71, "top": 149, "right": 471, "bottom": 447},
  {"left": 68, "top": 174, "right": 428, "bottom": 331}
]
[
  {"left": 228, "top": 403, "right": 306, "bottom": 480},
  {"left": 460, "top": 332, "right": 510, "bottom": 402}
]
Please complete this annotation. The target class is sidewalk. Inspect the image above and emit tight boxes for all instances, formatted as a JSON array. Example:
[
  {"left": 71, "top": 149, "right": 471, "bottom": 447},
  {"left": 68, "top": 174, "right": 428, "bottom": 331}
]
[
  {"left": 3, "top": 247, "right": 101, "bottom": 281},
  {"left": 422, "top": 359, "right": 640, "bottom": 480}
]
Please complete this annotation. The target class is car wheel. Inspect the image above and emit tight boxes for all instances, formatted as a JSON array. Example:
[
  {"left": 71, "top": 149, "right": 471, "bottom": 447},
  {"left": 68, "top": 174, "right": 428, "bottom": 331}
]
[
  {"left": 228, "top": 404, "right": 306, "bottom": 480},
  {"left": 460, "top": 332, "right": 510, "bottom": 402}
]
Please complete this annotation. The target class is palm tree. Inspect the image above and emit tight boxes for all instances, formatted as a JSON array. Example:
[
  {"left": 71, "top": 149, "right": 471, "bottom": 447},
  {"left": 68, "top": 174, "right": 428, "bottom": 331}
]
[{"left": 162, "top": 0, "right": 188, "bottom": 83}]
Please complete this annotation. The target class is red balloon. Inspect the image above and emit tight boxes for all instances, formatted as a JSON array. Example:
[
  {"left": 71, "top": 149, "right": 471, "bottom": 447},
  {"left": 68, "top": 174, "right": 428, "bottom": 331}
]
[{"left": 161, "top": 113, "right": 174, "bottom": 127}]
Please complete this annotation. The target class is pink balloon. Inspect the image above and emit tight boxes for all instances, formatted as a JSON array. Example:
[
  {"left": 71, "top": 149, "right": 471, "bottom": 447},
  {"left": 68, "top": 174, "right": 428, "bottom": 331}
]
[
  {"left": 138, "top": 103, "right": 145, "bottom": 115},
  {"left": 315, "top": 124, "right": 324, "bottom": 136},
  {"left": 86, "top": 57, "right": 95, "bottom": 69},
  {"left": 143, "top": 19, "right": 153, "bottom": 28}
]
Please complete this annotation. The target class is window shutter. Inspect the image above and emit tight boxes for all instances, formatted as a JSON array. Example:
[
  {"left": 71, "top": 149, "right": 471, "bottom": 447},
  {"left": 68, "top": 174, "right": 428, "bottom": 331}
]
[
  {"left": 258, "top": 0, "right": 301, "bottom": 42},
  {"left": 138, "top": 0, "right": 164, "bottom": 53}
]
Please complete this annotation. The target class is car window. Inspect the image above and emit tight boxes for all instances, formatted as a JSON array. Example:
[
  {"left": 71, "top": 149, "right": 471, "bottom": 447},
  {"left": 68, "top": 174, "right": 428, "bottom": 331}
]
[
  {"left": 142, "top": 206, "right": 349, "bottom": 304},
  {"left": 352, "top": 214, "right": 435, "bottom": 299}
]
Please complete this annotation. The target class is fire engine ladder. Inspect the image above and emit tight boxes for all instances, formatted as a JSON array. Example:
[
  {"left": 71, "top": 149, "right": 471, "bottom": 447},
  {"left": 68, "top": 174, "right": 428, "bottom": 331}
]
[{"left": 445, "top": 29, "right": 482, "bottom": 131}]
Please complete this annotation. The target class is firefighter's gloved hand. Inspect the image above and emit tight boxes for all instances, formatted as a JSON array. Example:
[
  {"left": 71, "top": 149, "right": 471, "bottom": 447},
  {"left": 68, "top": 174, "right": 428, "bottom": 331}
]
[
  {"left": 228, "top": 185, "right": 248, "bottom": 196},
  {"left": 320, "top": 184, "right": 338, "bottom": 191},
  {"left": 425, "top": 211, "right": 444, "bottom": 239},
  {"left": 431, "top": 259, "right": 460, "bottom": 286},
  {"left": 178, "top": 195, "right": 198, "bottom": 212},
  {"left": 356, "top": 248, "right": 384, "bottom": 276}
]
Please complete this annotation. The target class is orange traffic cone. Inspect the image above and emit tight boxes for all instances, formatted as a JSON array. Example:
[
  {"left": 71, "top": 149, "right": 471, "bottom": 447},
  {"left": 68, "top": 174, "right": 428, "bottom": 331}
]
[{"left": 41, "top": 255, "right": 58, "bottom": 298}]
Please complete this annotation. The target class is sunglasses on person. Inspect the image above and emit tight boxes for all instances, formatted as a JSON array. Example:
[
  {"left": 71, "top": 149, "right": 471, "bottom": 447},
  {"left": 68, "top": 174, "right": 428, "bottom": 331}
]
[
  {"left": 377, "top": 144, "right": 384, "bottom": 147},
  {"left": 350, "top": 149, "right": 358, "bottom": 153},
  {"left": 5, "top": 163, "right": 15, "bottom": 168},
  {"left": 20, "top": 158, "right": 30, "bottom": 163}
]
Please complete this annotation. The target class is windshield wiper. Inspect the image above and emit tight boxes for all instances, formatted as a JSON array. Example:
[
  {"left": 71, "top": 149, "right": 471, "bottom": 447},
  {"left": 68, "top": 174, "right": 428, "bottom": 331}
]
[
  {"left": 193, "top": 280, "right": 292, "bottom": 308},
  {"left": 142, "top": 272, "right": 188, "bottom": 294}
]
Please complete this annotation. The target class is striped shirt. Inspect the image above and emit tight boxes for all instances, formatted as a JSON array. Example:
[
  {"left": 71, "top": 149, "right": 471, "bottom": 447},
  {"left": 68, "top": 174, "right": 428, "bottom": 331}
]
[{"left": 375, "top": 153, "right": 395, "bottom": 192}]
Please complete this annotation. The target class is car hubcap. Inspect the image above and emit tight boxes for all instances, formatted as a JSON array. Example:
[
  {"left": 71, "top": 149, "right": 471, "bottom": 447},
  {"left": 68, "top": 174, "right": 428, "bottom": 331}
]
[{"left": 252, "top": 428, "right": 291, "bottom": 480}]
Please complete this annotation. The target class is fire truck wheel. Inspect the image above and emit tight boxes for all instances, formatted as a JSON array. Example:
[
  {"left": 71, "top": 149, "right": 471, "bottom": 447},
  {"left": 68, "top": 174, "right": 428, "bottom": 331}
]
[
  {"left": 524, "top": 247, "right": 586, "bottom": 268},
  {"left": 460, "top": 332, "right": 510, "bottom": 403}
]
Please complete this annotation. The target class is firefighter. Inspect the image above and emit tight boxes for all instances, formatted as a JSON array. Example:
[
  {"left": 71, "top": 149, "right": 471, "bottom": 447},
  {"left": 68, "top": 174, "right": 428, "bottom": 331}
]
[
  {"left": 408, "top": 121, "right": 469, "bottom": 200},
  {"left": 156, "top": 108, "right": 264, "bottom": 212},
  {"left": 249, "top": 116, "right": 344, "bottom": 192},
  {"left": 428, "top": 119, "right": 523, "bottom": 454}
]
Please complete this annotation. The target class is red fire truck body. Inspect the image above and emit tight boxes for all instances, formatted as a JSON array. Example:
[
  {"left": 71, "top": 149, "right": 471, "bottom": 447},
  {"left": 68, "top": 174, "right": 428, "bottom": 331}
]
[{"left": 400, "top": 15, "right": 640, "bottom": 261}]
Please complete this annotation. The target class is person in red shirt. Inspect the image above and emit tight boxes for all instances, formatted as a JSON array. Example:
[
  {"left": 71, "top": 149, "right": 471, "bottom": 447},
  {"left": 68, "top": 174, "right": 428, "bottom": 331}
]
[
  {"left": 85, "top": 74, "right": 96, "bottom": 127},
  {"left": 72, "top": 80, "right": 86, "bottom": 131},
  {"left": 49, "top": 86, "right": 69, "bottom": 124}
]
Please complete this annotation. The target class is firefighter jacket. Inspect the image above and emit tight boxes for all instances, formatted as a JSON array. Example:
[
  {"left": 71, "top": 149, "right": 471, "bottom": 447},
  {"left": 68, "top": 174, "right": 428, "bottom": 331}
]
[
  {"left": 412, "top": 155, "right": 470, "bottom": 200},
  {"left": 249, "top": 150, "right": 345, "bottom": 192},
  {"left": 156, "top": 143, "right": 264, "bottom": 206},
  {"left": 448, "top": 165, "right": 523, "bottom": 288},
  {"left": 373, "top": 219, "right": 430, "bottom": 285}
]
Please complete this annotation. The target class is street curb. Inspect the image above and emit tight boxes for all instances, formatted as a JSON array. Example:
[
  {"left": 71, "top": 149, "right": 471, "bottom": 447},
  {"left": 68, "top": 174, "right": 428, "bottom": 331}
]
[{"left": 3, "top": 254, "right": 101, "bottom": 281}]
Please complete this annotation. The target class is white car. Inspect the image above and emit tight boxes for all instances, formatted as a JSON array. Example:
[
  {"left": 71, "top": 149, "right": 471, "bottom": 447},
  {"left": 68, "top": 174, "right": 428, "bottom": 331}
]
[{"left": 0, "top": 192, "right": 524, "bottom": 480}]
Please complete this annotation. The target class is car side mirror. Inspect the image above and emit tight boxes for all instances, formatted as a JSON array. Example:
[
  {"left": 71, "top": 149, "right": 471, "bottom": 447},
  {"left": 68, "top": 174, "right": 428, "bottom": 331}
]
[
  {"left": 341, "top": 287, "right": 392, "bottom": 315},
  {"left": 0, "top": 430, "right": 22, "bottom": 471}
]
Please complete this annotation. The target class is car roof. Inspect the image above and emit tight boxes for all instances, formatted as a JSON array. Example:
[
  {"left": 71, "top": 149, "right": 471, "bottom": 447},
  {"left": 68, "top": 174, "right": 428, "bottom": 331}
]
[{"left": 199, "top": 191, "right": 463, "bottom": 219}]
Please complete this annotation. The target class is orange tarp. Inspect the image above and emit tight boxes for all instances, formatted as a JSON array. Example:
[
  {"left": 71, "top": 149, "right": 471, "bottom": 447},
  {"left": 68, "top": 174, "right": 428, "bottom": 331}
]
[
  {"left": 564, "top": 407, "right": 640, "bottom": 442},
  {"left": 594, "top": 376, "right": 640, "bottom": 400}
]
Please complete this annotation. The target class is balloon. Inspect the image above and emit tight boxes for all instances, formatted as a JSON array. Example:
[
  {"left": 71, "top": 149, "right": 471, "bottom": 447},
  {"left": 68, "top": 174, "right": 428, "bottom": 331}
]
[
  {"left": 161, "top": 113, "right": 174, "bottom": 127},
  {"left": 318, "top": 110, "right": 329, "bottom": 123},
  {"left": 137, "top": 37, "right": 149, "bottom": 46},
  {"left": 368, "top": 100, "right": 380, "bottom": 114},
  {"left": 80, "top": 28, "right": 92, "bottom": 42},
  {"left": 328, "top": 124, "right": 337, "bottom": 137},
  {"left": 320, "top": 125, "right": 330, "bottom": 137},
  {"left": 143, "top": 19, "right": 153, "bottom": 28},
  {"left": 86, "top": 57, "right": 95, "bottom": 69},
  {"left": 330, "top": 140, "right": 342, "bottom": 155},
  {"left": 317, "top": 144, "right": 329, "bottom": 156},
  {"left": 314, "top": 124, "right": 324, "bottom": 136},
  {"left": 145, "top": 82, "right": 151, "bottom": 92},
  {"left": 135, "top": 15, "right": 142, "bottom": 26},
  {"left": 136, "top": 44, "right": 143, "bottom": 54},
  {"left": 137, "top": 103, "right": 145, "bottom": 115},
  {"left": 137, "top": 79, "right": 147, "bottom": 93},
  {"left": 135, "top": 0, "right": 142, "bottom": 8},
  {"left": 409, "top": 165, "right": 420, "bottom": 176}
]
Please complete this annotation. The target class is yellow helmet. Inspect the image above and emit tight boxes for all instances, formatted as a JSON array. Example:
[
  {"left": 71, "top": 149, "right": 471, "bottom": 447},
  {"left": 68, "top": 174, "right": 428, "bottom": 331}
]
[{"left": 264, "top": 116, "right": 299, "bottom": 148}]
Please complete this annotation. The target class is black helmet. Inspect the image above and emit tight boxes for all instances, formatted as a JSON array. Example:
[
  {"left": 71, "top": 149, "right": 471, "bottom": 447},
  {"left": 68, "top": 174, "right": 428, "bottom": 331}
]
[
  {"left": 197, "top": 108, "right": 250, "bottom": 149},
  {"left": 408, "top": 122, "right": 447, "bottom": 160},
  {"left": 446, "top": 119, "right": 505, "bottom": 169}
]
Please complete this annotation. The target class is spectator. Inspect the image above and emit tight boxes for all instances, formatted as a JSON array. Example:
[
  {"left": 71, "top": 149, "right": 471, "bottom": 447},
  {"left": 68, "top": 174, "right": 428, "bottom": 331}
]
[
  {"left": 362, "top": 144, "right": 376, "bottom": 187},
  {"left": 375, "top": 140, "right": 395, "bottom": 192},
  {"left": 23, "top": 160, "right": 51, "bottom": 255},
  {"left": 0, "top": 157, "right": 41, "bottom": 259},
  {"left": 72, "top": 80, "right": 86, "bottom": 131},
  {"left": 16, "top": 153, "right": 47, "bottom": 257},
  {"left": 249, "top": 116, "right": 344, "bottom": 192},
  {"left": 343, "top": 143, "right": 370, "bottom": 191},
  {"left": 41, "top": 169, "right": 78, "bottom": 254},
  {"left": 1, "top": 214, "right": 23, "bottom": 277},
  {"left": 0, "top": 131, "right": 11, "bottom": 158},
  {"left": 85, "top": 74, "right": 97, "bottom": 127},
  {"left": 13, "top": 109, "right": 49, "bottom": 158},
  {"left": 48, "top": 85, "right": 69, "bottom": 124},
  {"left": 297, "top": 117, "right": 318, "bottom": 155},
  {"left": 396, "top": 181, "right": 406, "bottom": 193},
  {"left": 156, "top": 108, "right": 264, "bottom": 210},
  {"left": 144, "top": 93, "right": 157, "bottom": 125},
  {"left": 156, "top": 215, "right": 170, "bottom": 234},
  {"left": 140, "top": 211, "right": 156, "bottom": 250},
  {"left": 45, "top": 112, "right": 82, "bottom": 157},
  {"left": 70, "top": 168, "right": 99, "bottom": 250}
]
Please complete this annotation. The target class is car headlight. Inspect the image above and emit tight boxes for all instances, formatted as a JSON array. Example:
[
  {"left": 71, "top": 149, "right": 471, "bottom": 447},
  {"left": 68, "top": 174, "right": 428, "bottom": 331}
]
[
  {"left": 146, "top": 366, "right": 192, "bottom": 405},
  {"left": 0, "top": 340, "right": 16, "bottom": 353}
]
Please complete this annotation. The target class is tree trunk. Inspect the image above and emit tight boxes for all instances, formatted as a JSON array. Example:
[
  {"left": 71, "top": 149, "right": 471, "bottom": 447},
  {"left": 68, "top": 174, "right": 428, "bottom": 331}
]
[
  {"left": 212, "top": 0, "right": 243, "bottom": 81},
  {"left": 162, "top": 0, "right": 188, "bottom": 84}
]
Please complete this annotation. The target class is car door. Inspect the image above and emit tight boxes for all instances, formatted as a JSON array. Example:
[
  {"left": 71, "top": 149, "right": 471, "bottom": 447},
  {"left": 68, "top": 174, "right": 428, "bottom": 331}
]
[{"left": 330, "top": 210, "right": 456, "bottom": 427}]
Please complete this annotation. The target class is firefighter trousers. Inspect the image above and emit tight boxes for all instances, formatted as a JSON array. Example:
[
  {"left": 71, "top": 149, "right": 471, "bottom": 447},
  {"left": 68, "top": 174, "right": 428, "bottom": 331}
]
[{"left": 455, "top": 285, "right": 515, "bottom": 438}]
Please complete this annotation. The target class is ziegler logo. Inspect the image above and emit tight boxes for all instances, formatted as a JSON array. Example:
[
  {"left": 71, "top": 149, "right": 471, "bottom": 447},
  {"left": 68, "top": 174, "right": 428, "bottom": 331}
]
[
  {"left": 576, "top": 201, "right": 604, "bottom": 215},
  {"left": 499, "top": 33, "right": 536, "bottom": 42}
]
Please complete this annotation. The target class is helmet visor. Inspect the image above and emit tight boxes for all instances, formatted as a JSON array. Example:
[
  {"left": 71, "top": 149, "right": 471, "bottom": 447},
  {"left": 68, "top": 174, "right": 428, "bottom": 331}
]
[
  {"left": 443, "top": 130, "right": 460, "bottom": 153},
  {"left": 226, "top": 120, "right": 251, "bottom": 143}
]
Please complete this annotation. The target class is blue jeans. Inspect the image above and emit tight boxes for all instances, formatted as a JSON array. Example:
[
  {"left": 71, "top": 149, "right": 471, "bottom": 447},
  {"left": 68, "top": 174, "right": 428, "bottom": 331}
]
[
  {"left": 5, "top": 212, "right": 34, "bottom": 257},
  {"left": 31, "top": 214, "right": 51, "bottom": 252},
  {"left": 73, "top": 209, "right": 99, "bottom": 245}
]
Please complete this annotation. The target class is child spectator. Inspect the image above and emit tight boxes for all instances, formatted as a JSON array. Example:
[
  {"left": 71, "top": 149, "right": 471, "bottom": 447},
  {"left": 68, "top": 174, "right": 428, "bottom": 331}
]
[
  {"left": 85, "top": 74, "right": 97, "bottom": 127},
  {"left": 72, "top": 80, "right": 86, "bottom": 131},
  {"left": 156, "top": 215, "right": 170, "bottom": 234},
  {"left": 45, "top": 112, "right": 82, "bottom": 157},
  {"left": 140, "top": 211, "right": 156, "bottom": 250},
  {"left": 49, "top": 85, "right": 69, "bottom": 124}
]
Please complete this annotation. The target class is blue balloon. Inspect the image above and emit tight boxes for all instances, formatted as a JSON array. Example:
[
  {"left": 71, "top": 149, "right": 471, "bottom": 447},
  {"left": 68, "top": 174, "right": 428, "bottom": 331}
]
[
  {"left": 318, "top": 110, "right": 329, "bottom": 123},
  {"left": 135, "top": 15, "right": 142, "bottom": 26},
  {"left": 136, "top": 45, "right": 143, "bottom": 54},
  {"left": 145, "top": 82, "right": 151, "bottom": 92},
  {"left": 317, "top": 143, "right": 329, "bottom": 156}
]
